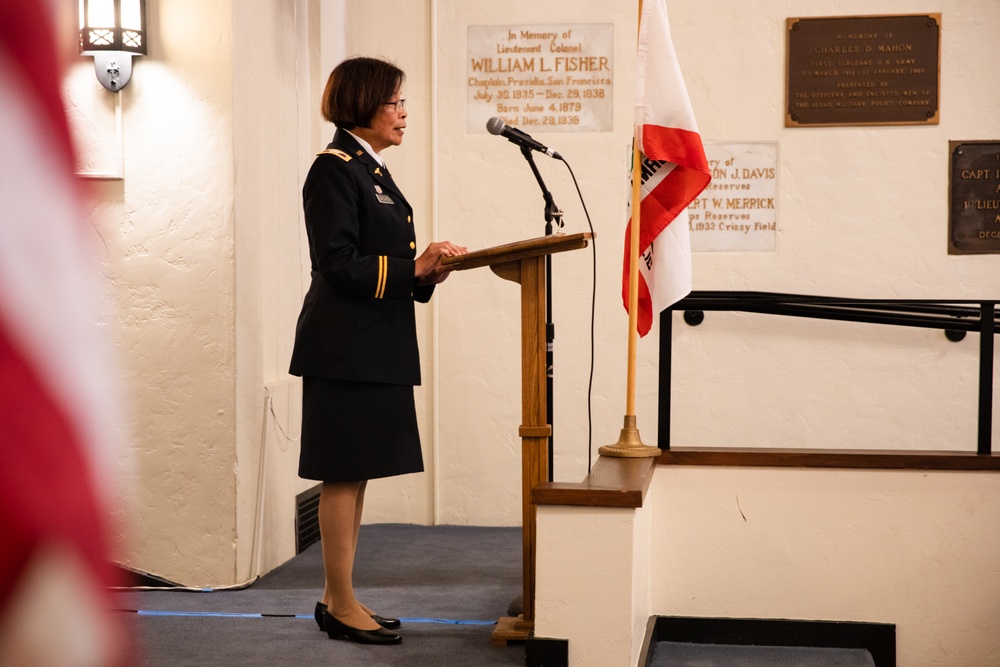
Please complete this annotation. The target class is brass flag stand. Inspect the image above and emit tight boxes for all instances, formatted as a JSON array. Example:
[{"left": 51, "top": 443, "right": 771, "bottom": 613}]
[{"left": 600, "top": 139, "right": 661, "bottom": 459}]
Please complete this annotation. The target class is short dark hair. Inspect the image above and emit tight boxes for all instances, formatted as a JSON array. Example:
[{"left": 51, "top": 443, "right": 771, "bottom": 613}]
[{"left": 321, "top": 57, "right": 404, "bottom": 130}]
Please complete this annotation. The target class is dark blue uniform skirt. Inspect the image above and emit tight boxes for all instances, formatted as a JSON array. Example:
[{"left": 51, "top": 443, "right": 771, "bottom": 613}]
[{"left": 298, "top": 376, "right": 424, "bottom": 482}]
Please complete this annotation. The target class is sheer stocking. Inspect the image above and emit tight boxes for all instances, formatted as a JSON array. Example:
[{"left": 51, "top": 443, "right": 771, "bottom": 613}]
[{"left": 318, "top": 480, "right": 378, "bottom": 630}]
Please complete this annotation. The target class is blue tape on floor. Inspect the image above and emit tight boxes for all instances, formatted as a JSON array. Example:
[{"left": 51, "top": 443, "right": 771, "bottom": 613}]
[
  {"left": 132, "top": 610, "right": 495, "bottom": 626},
  {"left": 399, "top": 618, "right": 496, "bottom": 626},
  {"left": 138, "top": 610, "right": 265, "bottom": 619}
]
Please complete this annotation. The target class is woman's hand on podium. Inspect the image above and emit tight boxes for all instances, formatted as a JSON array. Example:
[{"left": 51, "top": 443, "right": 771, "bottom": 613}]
[{"left": 416, "top": 241, "right": 467, "bottom": 285}]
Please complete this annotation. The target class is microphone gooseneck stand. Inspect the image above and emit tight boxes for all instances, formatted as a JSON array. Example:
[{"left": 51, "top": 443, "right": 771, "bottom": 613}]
[{"left": 518, "top": 145, "right": 564, "bottom": 484}]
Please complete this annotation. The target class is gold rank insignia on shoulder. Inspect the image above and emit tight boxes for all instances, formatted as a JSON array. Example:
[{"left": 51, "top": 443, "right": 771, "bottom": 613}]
[
  {"left": 356, "top": 150, "right": 364, "bottom": 156},
  {"left": 316, "top": 148, "right": 351, "bottom": 162}
]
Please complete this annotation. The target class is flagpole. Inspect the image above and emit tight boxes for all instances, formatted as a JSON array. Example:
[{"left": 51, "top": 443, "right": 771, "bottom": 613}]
[
  {"left": 625, "top": 144, "right": 642, "bottom": 418},
  {"left": 600, "top": 0, "right": 661, "bottom": 458}
]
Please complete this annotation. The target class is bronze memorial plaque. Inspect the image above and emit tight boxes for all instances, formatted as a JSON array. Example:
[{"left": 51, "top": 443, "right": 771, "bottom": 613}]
[
  {"left": 786, "top": 14, "right": 940, "bottom": 127},
  {"left": 949, "top": 141, "right": 1000, "bottom": 255}
]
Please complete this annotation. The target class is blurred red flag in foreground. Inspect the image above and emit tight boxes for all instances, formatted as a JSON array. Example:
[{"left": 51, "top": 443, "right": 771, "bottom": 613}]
[{"left": 0, "top": 1, "right": 127, "bottom": 664}]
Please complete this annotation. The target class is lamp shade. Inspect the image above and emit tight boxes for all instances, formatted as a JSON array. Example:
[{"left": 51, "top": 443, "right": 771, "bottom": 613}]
[{"left": 79, "top": 0, "right": 147, "bottom": 56}]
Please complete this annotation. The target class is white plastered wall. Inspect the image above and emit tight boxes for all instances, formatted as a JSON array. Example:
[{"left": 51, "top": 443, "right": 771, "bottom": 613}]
[
  {"left": 62, "top": 0, "right": 329, "bottom": 584},
  {"left": 232, "top": 0, "right": 323, "bottom": 585},
  {"left": 536, "top": 504, "right": 652, "bottom": 667},
  {"left": 666, "top": 0, "right": 1000, "bottom": 454},
  {"left": 650, "top": 467, "right": 1000, "bottom": 667},
  {"left": 65, "top": 0, "right": 240, "bottom": 584}
]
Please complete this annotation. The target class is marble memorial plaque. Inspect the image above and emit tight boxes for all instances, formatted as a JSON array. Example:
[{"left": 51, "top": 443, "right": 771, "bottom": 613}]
[
  {"left": 688, "top": 142, "right": 778, "bottom": 252},
  {"left": 467, "top": 24, "right": 613, "bottom": 133}
]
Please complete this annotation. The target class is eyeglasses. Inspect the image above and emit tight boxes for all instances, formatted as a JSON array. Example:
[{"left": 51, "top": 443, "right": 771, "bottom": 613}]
[{"left": 382, "top": 99, "right": 406, "bottom": 111}]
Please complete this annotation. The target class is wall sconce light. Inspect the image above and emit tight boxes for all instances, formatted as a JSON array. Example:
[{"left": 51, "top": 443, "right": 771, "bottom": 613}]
[{"left": 79, "top": 0, "right": 147, "bottom": 92}]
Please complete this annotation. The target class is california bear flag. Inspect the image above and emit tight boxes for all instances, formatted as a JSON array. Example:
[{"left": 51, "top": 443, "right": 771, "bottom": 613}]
[{"left": 623, "top": 0, "right": 712, "bottom": 336}]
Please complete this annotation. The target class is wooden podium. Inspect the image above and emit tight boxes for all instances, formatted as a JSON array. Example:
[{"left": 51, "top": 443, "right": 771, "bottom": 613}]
[{"left": 442, "top": 232, "right": 592, "bottom": 643}]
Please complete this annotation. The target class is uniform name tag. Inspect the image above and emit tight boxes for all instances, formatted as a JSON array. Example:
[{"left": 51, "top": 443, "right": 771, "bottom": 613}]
[{"left": 374, "top": 184, "right": 394, "bottom": 205}]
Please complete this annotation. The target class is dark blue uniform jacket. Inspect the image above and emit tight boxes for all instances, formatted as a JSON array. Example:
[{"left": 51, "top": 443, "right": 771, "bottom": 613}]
[{"left": 289, "top": 129, "right": 433, "bottom": 385}]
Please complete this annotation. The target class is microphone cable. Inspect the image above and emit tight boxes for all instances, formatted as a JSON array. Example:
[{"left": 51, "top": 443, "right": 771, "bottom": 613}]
[{"left": 555, "top": 157, "right": 597, "bottom": 473}]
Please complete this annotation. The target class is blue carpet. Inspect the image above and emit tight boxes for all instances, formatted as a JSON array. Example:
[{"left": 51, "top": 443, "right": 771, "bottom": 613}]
[{"left": 120, "top": 524, "right": 526, "bottom": 666}]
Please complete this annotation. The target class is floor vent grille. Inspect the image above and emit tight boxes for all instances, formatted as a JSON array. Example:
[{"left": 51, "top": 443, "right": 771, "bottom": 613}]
[{"left": 295, "top": 484, "right": 322, "bottom": 554}]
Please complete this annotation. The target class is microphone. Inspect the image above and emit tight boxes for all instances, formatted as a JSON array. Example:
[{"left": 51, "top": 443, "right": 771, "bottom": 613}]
[{"left": 486, "top": 117, "right": 562, "bottom": 160}]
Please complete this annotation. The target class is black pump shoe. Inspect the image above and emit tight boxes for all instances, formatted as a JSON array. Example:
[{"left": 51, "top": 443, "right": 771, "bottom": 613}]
[
  {"left": 314, "top": 601, "right": 400, "bottom": 630},
  {"left": 322, "top": 610, "right": 402, "bottom": 645},
  {"left": 370, "top": 613, "right": 401, "bottom": 630}
]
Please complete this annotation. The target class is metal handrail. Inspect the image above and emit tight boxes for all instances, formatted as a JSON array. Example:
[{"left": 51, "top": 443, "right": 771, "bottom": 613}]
[{"left": 658, "top": 292, "right": 997, "bottom": 455}]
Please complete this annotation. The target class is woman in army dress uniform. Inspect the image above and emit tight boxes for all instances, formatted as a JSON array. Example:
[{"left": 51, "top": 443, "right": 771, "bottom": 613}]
[{"left": 289, "top": 56, "right": 466, "bottom": 646}]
